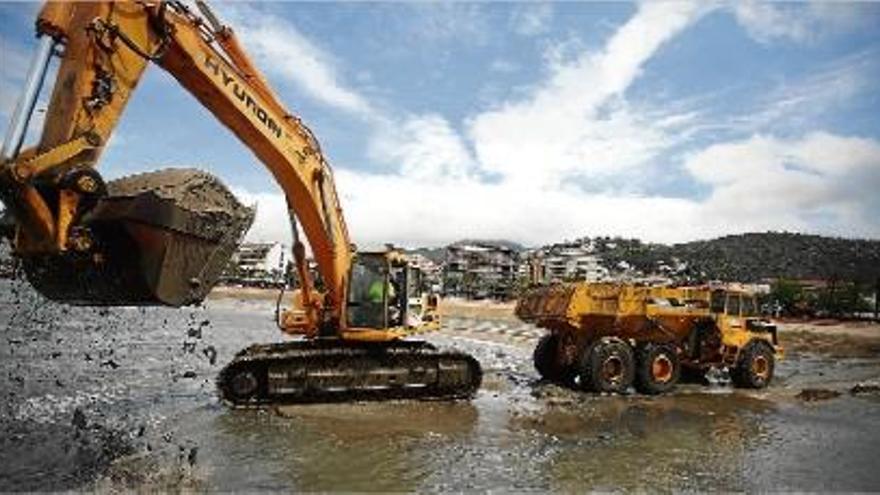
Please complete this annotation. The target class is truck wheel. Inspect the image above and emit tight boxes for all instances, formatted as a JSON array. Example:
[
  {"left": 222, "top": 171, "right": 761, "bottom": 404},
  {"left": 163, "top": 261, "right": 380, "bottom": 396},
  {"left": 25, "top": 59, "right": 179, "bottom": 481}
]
[
  {"left": 634, "top": 344, "right": 680, "bottom": 395},
  {"left": 731, "top": 341, "right": 775, "bottom": 389},
  {"left": 533, "top": 334, "right": 567, "bottom": 383},
  {"left": 579, "top": 338, "right": 635, "bottom": 394}
]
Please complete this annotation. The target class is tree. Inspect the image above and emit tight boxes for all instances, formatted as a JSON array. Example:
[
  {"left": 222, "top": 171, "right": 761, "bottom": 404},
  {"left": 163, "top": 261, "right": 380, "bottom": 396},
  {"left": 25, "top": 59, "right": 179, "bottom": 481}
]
[{"left": 770, "top": 279, "right": 803, "bottom": 316}]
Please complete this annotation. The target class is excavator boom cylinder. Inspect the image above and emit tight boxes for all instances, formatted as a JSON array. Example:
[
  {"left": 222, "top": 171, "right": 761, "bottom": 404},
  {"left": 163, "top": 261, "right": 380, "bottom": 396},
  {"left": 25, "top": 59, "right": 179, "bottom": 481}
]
[{"left": 1, "top": 36, "right": 55, "bottom": 162}]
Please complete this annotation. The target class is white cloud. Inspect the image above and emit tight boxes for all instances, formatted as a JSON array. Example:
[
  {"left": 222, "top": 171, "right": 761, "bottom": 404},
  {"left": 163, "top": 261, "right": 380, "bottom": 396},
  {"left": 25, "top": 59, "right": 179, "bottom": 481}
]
[
  {"left": 747, "top": 50, "right": 875, "bottom": 129},
  {"left": 215, "top": 4, "right": 373, "bottom": 117},
  {"left": 489, "top": 59, "right": 519, "bottom": 74},
  {"left": 685, "top": 132, "right": 880, "bottom": 237},
  {"left": 236, "top": 2, "right": 721, "bottom": 247},
  {"left": 334, "top": 170, "right": 701, "bottom": 247},
  {"left": 732, "top": 1, "right": 812, "bottom": 43},
  {"left": 598, "top": 2, "right": 707, "bottom": 98},
  {"left": 406, "top": 3, "right": 490, "bottom": 45},
  {"left": 731, "top": 0, "right": 880, "bottom": 44},
  {"left": 807, "top": 2, "right": 880, "bottom": 33},
  {"left": 369, "top": 114, "right": 475, "bottom": 182},
  {"left": 466, "top": 2, "right": 705, "bottom": 187},
  {"left": 678, "top": 48, "right": 879, "bottom": 139},
  {"left": 239, "top": 129, "right": 880, "bottom": 248},
  {"left": 211, "top": 1, "right": 704, "bottom": 194},
  {"left": 510, "top": 3, "right": 554, "bottom": 36},
  {"left": 231, "top": 188, "right": 293, "bottom": 246}
]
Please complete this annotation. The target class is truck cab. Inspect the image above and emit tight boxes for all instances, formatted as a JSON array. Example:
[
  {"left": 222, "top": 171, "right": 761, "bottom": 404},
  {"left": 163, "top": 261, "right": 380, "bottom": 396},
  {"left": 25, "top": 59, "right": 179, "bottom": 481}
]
[{"left": 709, "top": 289, "right": 783, "bottom": 381}]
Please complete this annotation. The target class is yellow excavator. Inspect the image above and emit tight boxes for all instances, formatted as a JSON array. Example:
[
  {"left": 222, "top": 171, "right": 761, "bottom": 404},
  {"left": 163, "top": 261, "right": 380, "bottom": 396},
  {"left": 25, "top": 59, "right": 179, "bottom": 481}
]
[{"left": 0, "top": 1, "right": 480, "bottom": 405}]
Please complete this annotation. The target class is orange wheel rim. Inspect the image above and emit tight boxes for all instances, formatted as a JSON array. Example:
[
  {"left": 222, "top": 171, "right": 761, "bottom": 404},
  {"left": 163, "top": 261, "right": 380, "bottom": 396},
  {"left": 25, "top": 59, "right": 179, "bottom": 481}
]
[
  {"left": 652, "top": 355, "right": 673, "bottom": 383},
  {"left": 602, "top": 356, "right": 624, "bottom": 382},
  {"left": 752, "top": 355, "right": 769, "bottom": 379}
]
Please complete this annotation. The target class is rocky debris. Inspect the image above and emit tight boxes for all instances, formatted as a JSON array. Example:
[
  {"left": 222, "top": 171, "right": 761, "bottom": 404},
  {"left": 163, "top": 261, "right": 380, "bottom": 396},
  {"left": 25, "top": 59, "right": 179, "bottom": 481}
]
[
  {"left": 796, "top": 388, "right": 842, "bottom": 402},
  {"left": 185, "top": 446, "right": 198, "bottom": 466},
  {"left": 202, "top": 346, "right": 218, "bottom": 365},
  {"left": 92, "top": 449, "right": 205, "bottom": 492},
  {"left": 0, "top": 278, "right": 216, "bottom": 490},
  {"left": 72, "top": 407, "right": 88, "bottom": 430},
  {"left": 850, "top": 382, "right": 880, "bottom": 396},
  {"left": 0, "top": 408, "right": 138, "bottom": 490},
  {"left": 100, "top": 168, "right": 255, "bottom": 246},
  {"left": 106, "top": 168, "right": 242, "bottom": 213},
  {"left": 100, "top": 359, "right": 120, "bottom": 369},
  {"left": 530, "top": 382, "right": 585, "bottom": 406}
]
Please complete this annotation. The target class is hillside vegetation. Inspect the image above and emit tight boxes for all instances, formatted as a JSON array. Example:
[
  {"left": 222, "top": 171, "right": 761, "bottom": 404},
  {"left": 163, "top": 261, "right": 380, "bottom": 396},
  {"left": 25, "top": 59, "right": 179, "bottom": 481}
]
[{"left": 594, "top": 233, "right": 880, "bottom": 283}]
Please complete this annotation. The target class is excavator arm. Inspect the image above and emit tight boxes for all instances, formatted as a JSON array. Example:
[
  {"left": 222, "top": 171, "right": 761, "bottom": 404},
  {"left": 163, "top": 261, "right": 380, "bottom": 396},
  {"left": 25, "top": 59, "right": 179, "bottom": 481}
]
[
  {"left": 1, "top": 1, "right": 349, "bottom": 334},
  {"left": 1, "top": 1, "right": 481, "bottom": 405}
]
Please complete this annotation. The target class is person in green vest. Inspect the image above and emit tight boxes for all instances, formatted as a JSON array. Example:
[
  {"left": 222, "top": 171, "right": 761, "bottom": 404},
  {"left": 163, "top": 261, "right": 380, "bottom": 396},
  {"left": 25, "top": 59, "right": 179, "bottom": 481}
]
[
  {"left": 367, "top": 278, "right": 394, "bottom": 303},
  {"left": 366, "top": 277, "right": 400, "bottom": 325}
]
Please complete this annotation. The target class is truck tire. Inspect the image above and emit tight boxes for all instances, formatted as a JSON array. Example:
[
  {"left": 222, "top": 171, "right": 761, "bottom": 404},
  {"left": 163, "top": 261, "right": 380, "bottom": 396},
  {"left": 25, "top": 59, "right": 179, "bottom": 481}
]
[
  {"left": 731, "top": 341, "right": 775, "bottom": 389},
  {"left": 533, "top": 334, "right": 567, "bottom": 383},
  {"left": 578, "top": 338, "right": 635, "bottom": 394},
  {"left": 634, "top": 343, "right": 680, "bottom": 395}
]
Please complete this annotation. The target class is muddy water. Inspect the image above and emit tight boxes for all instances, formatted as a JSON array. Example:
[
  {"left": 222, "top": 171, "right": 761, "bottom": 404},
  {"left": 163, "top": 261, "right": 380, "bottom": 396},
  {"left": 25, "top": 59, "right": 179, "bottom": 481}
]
[{"left": 2, "top": 279, "right": 879, "bottom": 491}]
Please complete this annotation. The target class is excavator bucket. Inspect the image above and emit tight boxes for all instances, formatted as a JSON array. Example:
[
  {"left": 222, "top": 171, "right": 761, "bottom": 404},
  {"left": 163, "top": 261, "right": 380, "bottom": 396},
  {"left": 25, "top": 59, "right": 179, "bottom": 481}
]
[{"left": 22, "top": 168, "right": 254, "bottom": 306}]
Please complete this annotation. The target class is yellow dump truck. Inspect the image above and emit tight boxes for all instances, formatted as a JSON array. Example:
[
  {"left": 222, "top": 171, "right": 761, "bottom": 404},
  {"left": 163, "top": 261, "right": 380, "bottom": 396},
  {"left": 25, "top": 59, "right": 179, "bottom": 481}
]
[{"left": 515, "top": 283, "right": 783, "bottom": 394}]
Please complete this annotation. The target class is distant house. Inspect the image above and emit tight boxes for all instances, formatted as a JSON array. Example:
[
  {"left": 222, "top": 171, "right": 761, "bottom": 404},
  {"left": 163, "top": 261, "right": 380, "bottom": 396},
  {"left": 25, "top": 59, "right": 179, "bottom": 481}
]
[
  {"left": 223, "top": 242, "right": 287, "bottom": 287},
  {"left": 526, "top": 241, "right": 610, "bottom": 283},
  {"left": 407, "top": 253, "right": 442, "bottom": 292},
  {"left": 237, "top": 243, "right": 285, "bottom": 273},
  {"left": 444, "top": 243, "right": 518, "bottom": 299}
]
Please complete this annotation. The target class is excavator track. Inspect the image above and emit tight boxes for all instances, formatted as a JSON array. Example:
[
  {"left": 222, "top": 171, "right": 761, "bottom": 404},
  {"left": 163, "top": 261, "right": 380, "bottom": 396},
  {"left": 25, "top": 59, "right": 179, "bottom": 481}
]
[{"left": 217, "top": 340, "right": 482, "bottom": 407}]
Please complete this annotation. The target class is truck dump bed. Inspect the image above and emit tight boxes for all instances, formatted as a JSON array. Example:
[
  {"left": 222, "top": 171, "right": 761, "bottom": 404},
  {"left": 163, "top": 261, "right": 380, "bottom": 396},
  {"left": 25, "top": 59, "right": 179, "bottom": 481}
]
[{"left": 515, "top": 283, "right": 714, "bottom": 342}]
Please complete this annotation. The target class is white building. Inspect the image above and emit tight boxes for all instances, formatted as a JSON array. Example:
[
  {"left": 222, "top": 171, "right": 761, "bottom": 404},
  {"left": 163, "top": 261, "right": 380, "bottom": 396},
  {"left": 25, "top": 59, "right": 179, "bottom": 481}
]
[
  {"left": 541, "top": 244, "right": 609, "bottom": 282},
  {"left": 407, "top": 253, "right": 439, "bottom": 275},
  {"left": 235, "top": 242, "right": 286, "bottom": 275}
]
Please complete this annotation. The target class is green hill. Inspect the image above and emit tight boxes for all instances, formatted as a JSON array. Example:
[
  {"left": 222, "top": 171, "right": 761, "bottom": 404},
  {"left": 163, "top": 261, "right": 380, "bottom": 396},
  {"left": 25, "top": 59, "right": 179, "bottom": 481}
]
[{"left": 596, "top": 232, "right": 880, "bottom": 283}]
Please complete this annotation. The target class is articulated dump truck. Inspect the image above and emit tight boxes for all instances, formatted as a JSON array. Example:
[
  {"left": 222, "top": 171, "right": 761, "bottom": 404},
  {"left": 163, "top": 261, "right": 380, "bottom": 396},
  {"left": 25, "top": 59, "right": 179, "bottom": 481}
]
[{"left": 516, "top": 283, "right": 783, "bottom": 394}]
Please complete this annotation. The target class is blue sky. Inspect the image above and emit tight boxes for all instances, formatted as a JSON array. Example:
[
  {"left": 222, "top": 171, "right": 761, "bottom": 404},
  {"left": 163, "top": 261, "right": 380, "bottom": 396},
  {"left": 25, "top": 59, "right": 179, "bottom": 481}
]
[{"left": 1, "top": 1, "right": 879, "bottom": 248}]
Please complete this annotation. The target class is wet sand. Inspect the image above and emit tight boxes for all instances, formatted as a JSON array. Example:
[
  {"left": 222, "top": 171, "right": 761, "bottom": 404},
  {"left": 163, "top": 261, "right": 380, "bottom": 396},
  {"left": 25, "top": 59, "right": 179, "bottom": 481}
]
[{"left": 2, "top": 280, "right": 880, "bottom": 491}]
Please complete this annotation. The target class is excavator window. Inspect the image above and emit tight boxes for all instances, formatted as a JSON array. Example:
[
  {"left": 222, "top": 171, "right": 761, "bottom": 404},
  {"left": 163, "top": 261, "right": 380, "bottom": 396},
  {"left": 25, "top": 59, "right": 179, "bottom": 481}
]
[
  {"left": 347, "top": 255, "right": 389, "bottom": 328},
  {"left": 346, "top": 253, "right": 408, "bottom": 328}
]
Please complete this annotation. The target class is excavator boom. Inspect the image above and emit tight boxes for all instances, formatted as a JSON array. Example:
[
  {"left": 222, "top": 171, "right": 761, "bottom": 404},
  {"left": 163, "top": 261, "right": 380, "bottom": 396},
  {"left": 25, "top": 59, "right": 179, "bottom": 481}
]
[{"left": 0, "top": 1, "right": 481, "bottom": 405}]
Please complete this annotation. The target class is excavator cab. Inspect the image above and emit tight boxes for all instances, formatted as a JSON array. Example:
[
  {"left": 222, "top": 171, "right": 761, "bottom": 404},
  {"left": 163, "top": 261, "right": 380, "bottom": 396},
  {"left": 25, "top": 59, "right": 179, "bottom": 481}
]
[{"left": 346, "top": 251, "right": 438, "bottom": 330}]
